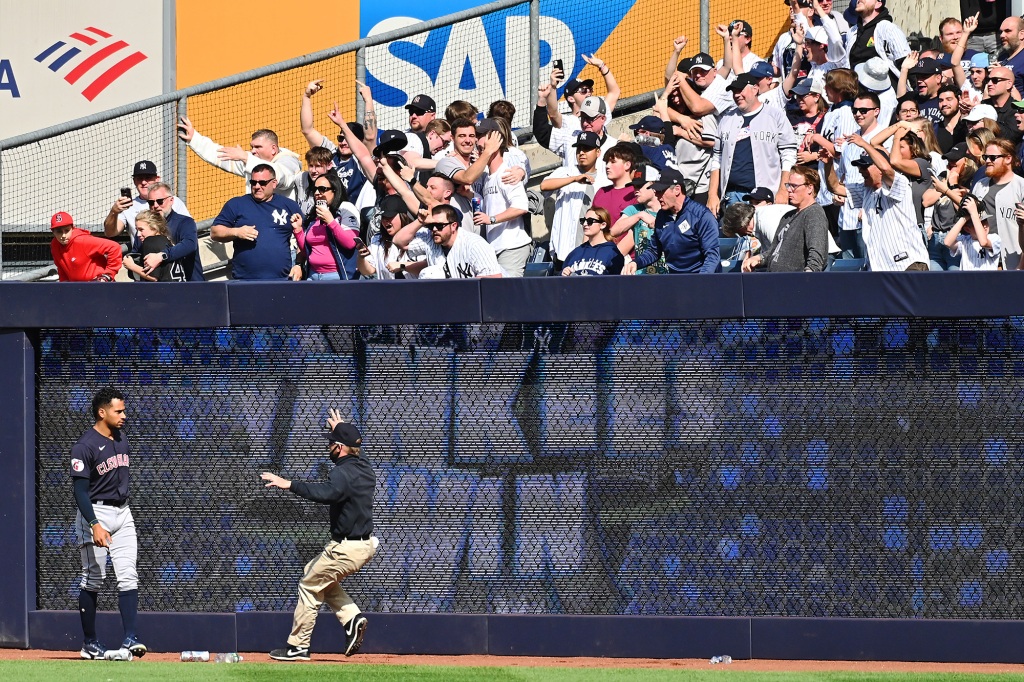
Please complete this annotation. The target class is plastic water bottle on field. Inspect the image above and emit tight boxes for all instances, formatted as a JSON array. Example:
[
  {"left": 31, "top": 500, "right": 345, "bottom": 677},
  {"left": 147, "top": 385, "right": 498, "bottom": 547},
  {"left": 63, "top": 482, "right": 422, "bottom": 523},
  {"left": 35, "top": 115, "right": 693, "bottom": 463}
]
[
  {"left": 181, "top": 650, "right": 210, "bottom": 662},
  {"left": 710, "top": 655, "right": 733, "bottom": 664},
  {"left": 214, "top": 652, "right": 243, "bottom": 663}
]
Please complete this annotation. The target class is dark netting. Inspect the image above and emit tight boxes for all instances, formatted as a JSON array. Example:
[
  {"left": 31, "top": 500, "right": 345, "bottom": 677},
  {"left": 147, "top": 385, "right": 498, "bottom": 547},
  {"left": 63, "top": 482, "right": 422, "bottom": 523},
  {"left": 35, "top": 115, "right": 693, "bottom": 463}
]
[
  {"left": 0, "top": 102, "right": 181, "bottom": 277},
  {"left": 36, "top": 319, "right": 1024, "bottom": 617}
]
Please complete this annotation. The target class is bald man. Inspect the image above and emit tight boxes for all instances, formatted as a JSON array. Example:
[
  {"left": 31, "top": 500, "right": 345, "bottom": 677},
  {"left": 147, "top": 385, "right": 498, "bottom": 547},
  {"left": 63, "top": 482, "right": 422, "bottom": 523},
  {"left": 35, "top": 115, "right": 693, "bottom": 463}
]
[
  {"left": 982, "top": 65, "right": 1023, "bottom": 144},
  {"left": 997, "top": 17, "right": 1024, "bottom": 97}
]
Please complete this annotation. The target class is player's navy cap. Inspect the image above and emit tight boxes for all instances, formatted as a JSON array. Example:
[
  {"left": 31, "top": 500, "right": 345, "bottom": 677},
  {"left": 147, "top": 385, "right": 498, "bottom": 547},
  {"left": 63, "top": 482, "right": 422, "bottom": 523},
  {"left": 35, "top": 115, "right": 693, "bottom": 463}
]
[
  {"left": 373, "top": 130, "right": 408, "bottom": 157},
  {"left": 322, "top": 421, "right": 362, "bottom": 447},
  {"left": 742, "top": 187, "right": 775, "bottom": 203},
  {"left": 132, "top": 160, "right": 158, "bottom": 177},
  {"left": 629, "top": 115, "right": 665, "bottom": 133},
  {"left": 405, "top": 94, "right": 436, "bottom": 113}
]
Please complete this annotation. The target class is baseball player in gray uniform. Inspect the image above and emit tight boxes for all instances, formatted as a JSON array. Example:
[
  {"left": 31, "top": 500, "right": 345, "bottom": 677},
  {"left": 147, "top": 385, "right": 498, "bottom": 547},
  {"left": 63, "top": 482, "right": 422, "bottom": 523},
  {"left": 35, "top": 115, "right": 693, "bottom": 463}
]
[{"left": 70, "top": 387, "right": 146, "bottom": 660}]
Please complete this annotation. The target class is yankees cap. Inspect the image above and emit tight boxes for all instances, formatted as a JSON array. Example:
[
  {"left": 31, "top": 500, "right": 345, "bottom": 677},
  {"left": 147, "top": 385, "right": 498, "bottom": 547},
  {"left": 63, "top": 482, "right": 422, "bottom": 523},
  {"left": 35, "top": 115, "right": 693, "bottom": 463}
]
[{"left": 132, "top": 160, "right": 158, "bottom": 177}]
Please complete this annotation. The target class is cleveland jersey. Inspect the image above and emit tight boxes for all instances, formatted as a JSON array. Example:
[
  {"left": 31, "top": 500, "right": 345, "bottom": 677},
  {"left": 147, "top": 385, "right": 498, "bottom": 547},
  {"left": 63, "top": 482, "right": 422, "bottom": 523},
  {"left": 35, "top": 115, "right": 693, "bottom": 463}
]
[{"left": 69, "top": 427, "right": 131, "bottom": 502}]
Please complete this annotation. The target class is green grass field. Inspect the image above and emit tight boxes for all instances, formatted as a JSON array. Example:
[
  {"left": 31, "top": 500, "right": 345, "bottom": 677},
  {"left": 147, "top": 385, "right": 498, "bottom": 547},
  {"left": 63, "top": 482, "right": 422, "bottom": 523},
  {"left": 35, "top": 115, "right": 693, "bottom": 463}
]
[{"left": 3, "top": 661, "right": 1024, "bottom": 682}]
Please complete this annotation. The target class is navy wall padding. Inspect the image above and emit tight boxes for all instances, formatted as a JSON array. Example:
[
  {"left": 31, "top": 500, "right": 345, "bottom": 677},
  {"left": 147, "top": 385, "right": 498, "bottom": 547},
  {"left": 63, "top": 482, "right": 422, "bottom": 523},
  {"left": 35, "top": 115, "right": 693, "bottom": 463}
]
[
  {"left": 0, "top": 332, "right": 32, "bottom": 646},
  {"left": 486, "top": 615, "right": 751, "bottom": 658},
  {"left": 750, "top": 617, "right": 1024, "bottom": 663},
  {"left": 479, "top": 276, "right": 746, "bottom": 322},
  {"left": 28, "top": 611, "right": 237, "bottom": 653},
  {"left": 0, "top": 283, "right": 230, "bottom": 329},
  {"left": 22, "top": 611, "right": 1024, "bottom": 661},
  {"left": 226, "top": 280, "right": 483, "bottom": 325},
  {"left": 4, "top": 274, "right": 1024, "bottom": 329},
  {"left": 742, "top": 271, "right": 1024, "bottom": 319}
]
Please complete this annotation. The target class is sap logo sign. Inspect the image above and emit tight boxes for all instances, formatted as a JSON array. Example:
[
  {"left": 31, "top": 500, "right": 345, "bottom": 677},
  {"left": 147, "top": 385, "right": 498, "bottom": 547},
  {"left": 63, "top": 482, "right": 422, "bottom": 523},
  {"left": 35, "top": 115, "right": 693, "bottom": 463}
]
[
  {"left": 0, "top": 59, "right": 21, "bottom": 97},
  {"left": 367, "top": 15, "right": 574, "bottom": 128}
]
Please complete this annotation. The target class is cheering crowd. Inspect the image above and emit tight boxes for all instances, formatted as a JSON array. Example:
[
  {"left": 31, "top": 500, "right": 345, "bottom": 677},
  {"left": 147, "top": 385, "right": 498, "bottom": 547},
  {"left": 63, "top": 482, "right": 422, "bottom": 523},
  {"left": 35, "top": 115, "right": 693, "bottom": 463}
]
[{"left": 49, "top": 0, "right": 1024, "bottom": 280}]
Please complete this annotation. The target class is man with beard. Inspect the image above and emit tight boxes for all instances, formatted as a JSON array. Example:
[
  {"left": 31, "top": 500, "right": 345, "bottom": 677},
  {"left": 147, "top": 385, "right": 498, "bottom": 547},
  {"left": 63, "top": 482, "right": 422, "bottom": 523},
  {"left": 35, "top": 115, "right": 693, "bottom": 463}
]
[
  {"left": 996, "top": 16, "right": 1024, "bottom": 97},
  {"left": 412, "top": 205, "right": 503, "bottom": 278},
  {"left": 935, "top": 85, "right": 968, "bottom": 153},
  {"left": 970, "top": 138, "right": 1024, "bottom": 269}
]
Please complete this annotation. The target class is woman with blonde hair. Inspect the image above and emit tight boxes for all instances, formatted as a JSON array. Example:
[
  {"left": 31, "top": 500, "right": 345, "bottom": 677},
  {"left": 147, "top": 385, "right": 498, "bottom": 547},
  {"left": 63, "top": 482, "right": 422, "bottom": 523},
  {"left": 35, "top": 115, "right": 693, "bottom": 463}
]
[
  {"left": 125, "top": 210, "right": 184, "bottom": 281},
  {"left": 561, "top": 207, "right": 625, "bottom": 276}
]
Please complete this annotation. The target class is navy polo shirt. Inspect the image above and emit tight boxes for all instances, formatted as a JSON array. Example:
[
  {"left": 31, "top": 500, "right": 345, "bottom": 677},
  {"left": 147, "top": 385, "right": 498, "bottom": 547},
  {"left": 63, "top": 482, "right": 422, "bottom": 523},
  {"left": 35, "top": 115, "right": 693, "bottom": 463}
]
[{"left": 213, "top": 193, "right": 301, "bottom": 280}]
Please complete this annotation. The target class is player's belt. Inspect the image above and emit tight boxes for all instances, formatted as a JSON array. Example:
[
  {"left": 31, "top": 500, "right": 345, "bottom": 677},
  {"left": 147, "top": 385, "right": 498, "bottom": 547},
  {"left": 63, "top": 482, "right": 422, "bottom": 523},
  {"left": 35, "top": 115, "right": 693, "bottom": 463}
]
[
  {"left": 94, "top": 499, "right": 128, "bottom": 507},
  {"left": 340, "top": 533, "right": 372, "bottom": 541}
]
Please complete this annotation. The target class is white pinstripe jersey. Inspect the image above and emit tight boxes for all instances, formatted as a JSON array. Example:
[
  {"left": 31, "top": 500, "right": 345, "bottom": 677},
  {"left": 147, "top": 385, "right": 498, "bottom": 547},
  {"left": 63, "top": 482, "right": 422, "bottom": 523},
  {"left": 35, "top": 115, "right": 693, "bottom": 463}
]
[
  {"left": 409, "top": 229, "right": 502, "bottom": 278},
  {"left": 850, "top": 173, "right": 929, "bottom": 271}
]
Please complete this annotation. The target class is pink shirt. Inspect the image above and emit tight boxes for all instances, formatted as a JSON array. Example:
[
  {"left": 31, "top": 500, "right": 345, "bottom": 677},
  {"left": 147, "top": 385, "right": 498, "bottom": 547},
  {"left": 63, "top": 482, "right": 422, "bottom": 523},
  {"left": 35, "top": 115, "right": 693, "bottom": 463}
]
[
  {"left": 593, "top": 185, "right": 637, "bottom": 230},
  {"left": 294, "top": 216, "right": 357, "bottom": 273}
]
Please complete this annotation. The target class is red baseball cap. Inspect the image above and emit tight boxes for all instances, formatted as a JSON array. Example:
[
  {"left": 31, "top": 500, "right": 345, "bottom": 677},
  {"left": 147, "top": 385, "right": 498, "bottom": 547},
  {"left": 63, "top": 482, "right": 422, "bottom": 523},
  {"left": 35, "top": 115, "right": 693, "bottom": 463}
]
[{"left": 50, "top": 211, "right": 74, "bottom": 229}]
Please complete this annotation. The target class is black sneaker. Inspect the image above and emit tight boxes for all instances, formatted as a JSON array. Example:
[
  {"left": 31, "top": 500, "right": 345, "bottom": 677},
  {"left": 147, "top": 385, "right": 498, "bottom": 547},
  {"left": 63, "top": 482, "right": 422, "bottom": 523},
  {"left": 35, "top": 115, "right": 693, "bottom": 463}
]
[
  {"left": 344, "top": 614, "right": 367, "bottom": 656},
  {"left": 269, "top": 645, "right": 310, "bottom": 661}
]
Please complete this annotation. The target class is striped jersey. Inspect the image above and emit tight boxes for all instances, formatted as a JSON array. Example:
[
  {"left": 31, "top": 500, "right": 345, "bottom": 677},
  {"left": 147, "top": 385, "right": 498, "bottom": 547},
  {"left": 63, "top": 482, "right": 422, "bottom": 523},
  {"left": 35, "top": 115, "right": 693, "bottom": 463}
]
[{"left": 850, "top": 173, "right": 929, "bottom": 271}]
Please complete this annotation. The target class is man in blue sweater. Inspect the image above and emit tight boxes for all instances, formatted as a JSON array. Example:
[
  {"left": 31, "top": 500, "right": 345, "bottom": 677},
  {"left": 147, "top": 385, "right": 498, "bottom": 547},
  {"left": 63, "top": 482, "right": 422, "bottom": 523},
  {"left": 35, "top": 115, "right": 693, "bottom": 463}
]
[
  {"left": 623, "top": 168, "right": 720, "bottom": 274},
  {"left": 212, "top": 163, "right": 302, "bottom": 280},
  {"left": 139, "top": 182, "right": 204, "bottom": 281}
]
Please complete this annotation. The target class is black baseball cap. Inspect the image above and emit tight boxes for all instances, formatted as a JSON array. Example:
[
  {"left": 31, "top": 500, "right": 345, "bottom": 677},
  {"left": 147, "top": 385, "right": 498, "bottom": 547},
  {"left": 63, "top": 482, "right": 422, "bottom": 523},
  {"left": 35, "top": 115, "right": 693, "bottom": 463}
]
[
  {"left": 379, "top": 194, "right": 407, "bottom": 219},
  {"left": 689, "top": 53, "right": 715, "bottom": 72},
  {"left": 727, "top": 73, "right": 761, "bottom": 92},
  {"left": 942, "top": 143, "right": 968, "bottom": 163},
  {"left": 373, "top": 130, "right": 408, "bottom": 158},
  {"left": 651, "top": 167, "right": 686, "bottom": 191},
  {"left": 742, "top": 187, "right": 775, "bottom": 203},
  {"left": 322, "top": 421, "right": 362, "bottom": 447},
  {"left": 851, "top": 149, "right": 888, "bottom": 167},
  {"left": 338, "top": 122, "right": 365, "bottom": 144},
  {"left": 729, "top": 20, "right": 753, "bottom": 37},
  {"left": 132, "top": 160, "right": 158, "bottom": 177},
  {"left": 405, "top": 94, "right": 436, "bottom": 113},
  {"left": 565, "top": 78, "right": 594, "bottom": 96},
  {"left": 909, "top": 58, "right": 942, "bottom": 77}
]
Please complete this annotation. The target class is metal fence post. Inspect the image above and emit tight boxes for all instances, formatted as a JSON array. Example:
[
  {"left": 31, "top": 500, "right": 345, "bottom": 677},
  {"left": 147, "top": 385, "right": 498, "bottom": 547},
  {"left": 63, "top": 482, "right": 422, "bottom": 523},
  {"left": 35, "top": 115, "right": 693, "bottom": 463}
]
[
  {"left": 356, "top": 47, "right": 366, "bottom": 126},
  {"left": 177, "top": 96, "right": 188, "bottom": 203},
  {"left": 530, "top": 0, "right": 540, "bottom": 126},
  {"left": 700, "top": 0, "right": 710, "bottom": 53}
]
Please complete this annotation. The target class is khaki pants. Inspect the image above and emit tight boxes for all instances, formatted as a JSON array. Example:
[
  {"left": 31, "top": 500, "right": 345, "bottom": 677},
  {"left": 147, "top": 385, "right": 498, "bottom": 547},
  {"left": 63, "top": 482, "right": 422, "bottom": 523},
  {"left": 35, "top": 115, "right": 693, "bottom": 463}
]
[{"left": 287, "top": 539, "right": 376, "bottom": 648}]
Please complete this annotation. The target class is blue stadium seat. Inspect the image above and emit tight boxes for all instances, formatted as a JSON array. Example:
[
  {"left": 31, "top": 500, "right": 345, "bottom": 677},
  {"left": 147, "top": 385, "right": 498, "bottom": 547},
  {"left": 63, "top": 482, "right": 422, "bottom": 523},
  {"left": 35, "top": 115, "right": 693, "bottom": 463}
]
[
  {"left": 525, "top": 262, "right": 552, "bottom": 277},
  {"left": 829, "top": 257, "right": 866, "bottom": 271}
]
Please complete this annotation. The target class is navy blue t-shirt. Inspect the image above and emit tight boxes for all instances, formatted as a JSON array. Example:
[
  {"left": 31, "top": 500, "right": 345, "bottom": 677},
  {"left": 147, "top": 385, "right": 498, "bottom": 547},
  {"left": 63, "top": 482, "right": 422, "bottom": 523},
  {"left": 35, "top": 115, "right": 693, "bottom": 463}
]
[
  {"left": 213, "top": 193, "right": 301, "bottom": 280},
  {"left": 332, "top": 155, "right": 366, "bottom": 202},
  {"left": 725, "top": 111, "right": 760, "bottom": 193},
  {"left": 914, "top": 95, "right": 942, "bottom": 125},
  {"left": 563, "top": 241, "right": 625, "bottom": 275},
  {"left": 70, "top": 427, "right": 131, "bottom": 502}
]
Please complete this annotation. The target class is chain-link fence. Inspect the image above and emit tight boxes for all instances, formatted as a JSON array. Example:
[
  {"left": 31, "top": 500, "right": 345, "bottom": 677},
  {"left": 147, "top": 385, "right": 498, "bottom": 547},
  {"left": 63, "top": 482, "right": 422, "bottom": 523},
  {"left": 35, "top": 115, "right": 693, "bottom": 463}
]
[
  {"left": 1, "top": 0, "right": 791, "bottom": 278},
  {"left": 37, "top": 318, "right": 1024, "bottom": 617}
]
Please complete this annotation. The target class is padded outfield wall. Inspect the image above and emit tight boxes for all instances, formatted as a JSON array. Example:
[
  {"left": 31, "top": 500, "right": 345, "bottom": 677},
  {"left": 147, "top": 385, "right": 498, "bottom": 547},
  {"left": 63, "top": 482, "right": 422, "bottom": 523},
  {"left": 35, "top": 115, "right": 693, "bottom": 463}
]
[{"left": 4, "top": 274, "right": 1024, "bottom": 661}]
